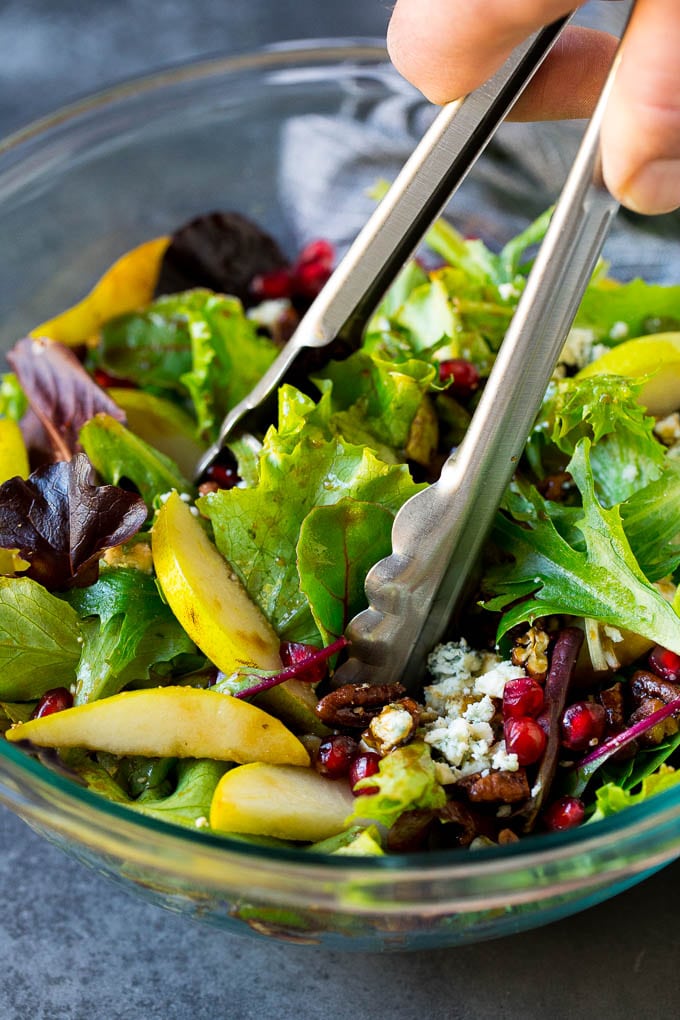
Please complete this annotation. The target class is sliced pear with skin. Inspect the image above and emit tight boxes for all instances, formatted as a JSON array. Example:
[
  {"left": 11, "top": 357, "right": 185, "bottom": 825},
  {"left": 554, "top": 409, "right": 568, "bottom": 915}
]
[
  {"left": 577, "top": 332, "right": 680, "bottom": 416},
  {"left": 0, "top": 418, "right": 29, "bottom": 484},
  {"left": 152, "top": 491, "right": 282, "bottom": 675},
  {"left": 30, "top": 236, "right": 169, "bottom": 346},
  {"left": 108, "top": 389, "right": 207, "bottom": 478},
  {"left": 210, "top": 763, "right": 356, "bottom": 841},
  {"left": 5, "top": 687, "right": 309, "bottom": 766}
]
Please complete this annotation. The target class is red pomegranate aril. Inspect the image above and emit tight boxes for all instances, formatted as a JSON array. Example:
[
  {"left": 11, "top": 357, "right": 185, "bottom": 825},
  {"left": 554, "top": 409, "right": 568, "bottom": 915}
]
[
  {"left": 438, "top": 358, "right": 480, "bottom": 400},
  {"left": 349, "top": 752, "right": 381, "bottom": 796},
  {"left": 314, "top": 735, "right": 359, "bottom": 779},
  {"left": 560, "top": 701, "right": 606, "bottom": 752},
  {"left": 504, "top": 716, "right": 547, "bottom": 766},
  {"left": 292, "top": 260, "right": 332, "bottom": 298},
  {"left": 296, "top": 239, "right": 334, "bottom": 269},
  {"left": 503, "top": 677, "right": 544, "bottom": 720},
  {"left": 32, "top": 687, "right": 73, "bottom": 719},
  {"left": 250, "top": 267, "right": 293, "bottom": 301},
  {"left": 279, "top": 641, "right": 326, "bottom": 685},
  {"left": 204, "top": 463, "right": 240, "bottom": 490},
  {"left": 648, "top": 645, "right": 680, "bottom": 683},
  {"left": 543, "top": 796, "right": 586, "bottom": 831},
  {"left": 93, "top": 368, "right": 136, "bottom": 390}
]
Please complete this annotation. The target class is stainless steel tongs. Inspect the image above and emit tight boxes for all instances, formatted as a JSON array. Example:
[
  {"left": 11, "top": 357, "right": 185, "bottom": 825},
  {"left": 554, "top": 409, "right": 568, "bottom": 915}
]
[{"left": 201, "top": 9, "right": 634, "bottom": 689}]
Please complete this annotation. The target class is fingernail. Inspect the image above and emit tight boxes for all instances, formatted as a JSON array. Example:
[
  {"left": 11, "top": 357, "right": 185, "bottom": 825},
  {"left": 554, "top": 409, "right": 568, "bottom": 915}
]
[{"left": 619, "top": 159, "right": 680, "bottom": 216}]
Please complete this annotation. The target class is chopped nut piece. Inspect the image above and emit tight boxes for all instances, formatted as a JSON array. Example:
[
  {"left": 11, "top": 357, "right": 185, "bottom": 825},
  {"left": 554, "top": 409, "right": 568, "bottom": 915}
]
[
  {"left": 498, "top": 827, "right": 520, "bottom": 845},
  {"left": 362, "top": 698, "right": 420, "bottom": 755},
  {"left": 511, "top": 626, "right": 550, "bottom": 681},
  {"left": 315, "top": 682, "right": 406, "bottom": 728},
  {"left": 102, "top": 539, "right": 153, "bottom": 574},
  {"left": 598, "top": 681, "right": 626, "bottom": 731},
  {"left": 455, "top": 768, "right": 530, "bottom": 804},
  {"left": 628, "top": 697, "right": 679, "bottom": 747},
  {"left": 537, "top": 471, "right": 574, "bottom": 502}
]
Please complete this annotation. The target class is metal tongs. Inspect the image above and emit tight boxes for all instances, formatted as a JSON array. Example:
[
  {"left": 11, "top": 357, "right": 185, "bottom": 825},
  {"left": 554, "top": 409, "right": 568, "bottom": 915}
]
[{"left": 199, "top": 9, "right": 633, "bottom": 689}]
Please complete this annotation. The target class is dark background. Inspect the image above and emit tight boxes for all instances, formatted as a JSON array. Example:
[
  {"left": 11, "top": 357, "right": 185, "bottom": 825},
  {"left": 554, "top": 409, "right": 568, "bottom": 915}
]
[{"left": 2, "top": 2, "right": 679, "bottom": 1018}]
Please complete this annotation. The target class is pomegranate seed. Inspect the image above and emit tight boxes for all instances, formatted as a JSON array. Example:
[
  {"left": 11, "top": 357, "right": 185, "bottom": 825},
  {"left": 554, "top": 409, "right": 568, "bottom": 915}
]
[
  {"left": 543, "top": 796, "right": 586, "bottom": 831},
  {"left": 32, "top": 687, "right": 73, "bottom": 719},
  {"left": 503, "top": 677, "right": 544, "bottom": 720},
  {"left": 279, "top": 641, "right": 327, "bottom": 685},
  {"left": 648, "top": 645, "right": 680, "bottom": 683},
  {"left": 560, "top": 701, "right": 606, "bottom": 752},
  {"left": 504, "top": 717, "right": 547, "bottom": 766},
  {"left": 349, "top": 752, "right": 381, "bottom": 796},
  {"left": 250, "top": 267, "right": 293, "bottom": 301},
  {"left": 314, "top": 735, "right": 359, "bottom": 779},
  {"left": 296, "top": 239, "right": 334, "bottom": 269},
  {"left": 204, "top": 463, "right": 240, "bottom": 490},
  {"left": 292, "top": 260, "right": 332, "bottom": 298},
  {"left": 438, "top": 358, "right": 480, "bottom": 400}
]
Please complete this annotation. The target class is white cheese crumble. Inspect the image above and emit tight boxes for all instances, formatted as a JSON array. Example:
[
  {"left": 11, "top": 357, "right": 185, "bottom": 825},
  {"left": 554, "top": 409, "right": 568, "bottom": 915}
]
[
  {"left": 558, "top": 327, "right": 597, "bottom": 370},
  {"left": 422, "top": 639, "right": 522, "bottom": 778},
  {"left": 654, "top": 412, "right": 680, "bottom": 448},
  {"left": 498, "top": 282, "right": 520, "bottom": 302},
  {"left": 609, "top": 320, "right": 629, "bottom": 340}
]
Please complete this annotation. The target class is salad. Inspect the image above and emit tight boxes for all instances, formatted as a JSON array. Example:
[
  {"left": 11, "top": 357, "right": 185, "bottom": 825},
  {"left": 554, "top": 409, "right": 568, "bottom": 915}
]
[{"left": 2, "top": 205, "right": 680, "bottom": 856}]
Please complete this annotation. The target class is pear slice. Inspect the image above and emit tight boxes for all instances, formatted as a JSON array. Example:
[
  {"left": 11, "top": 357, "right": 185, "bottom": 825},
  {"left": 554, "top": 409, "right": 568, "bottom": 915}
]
[
  {"left": 6, "top": 687, "right": 309, "bottom": 766},
  {"left": 0, "top": 418, "right": 29, "bottom": 484},
  {"left": 108, "top": 389, "right": 207, "bottom": 478},
  {"left": 152, "top": 491, "right": 282, "bottom": 675},
  {"left": 210, "top": 763, "right": 355, "bottom": 841},
  {"left": 577, "top": 332, "right": 680, "bottom": 416}
]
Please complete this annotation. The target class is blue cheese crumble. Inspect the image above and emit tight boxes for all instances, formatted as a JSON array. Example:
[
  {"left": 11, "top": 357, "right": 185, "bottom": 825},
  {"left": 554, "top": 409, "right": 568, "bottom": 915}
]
[{"left": 422, "top": 639, "right": 524, "bottom": 780}]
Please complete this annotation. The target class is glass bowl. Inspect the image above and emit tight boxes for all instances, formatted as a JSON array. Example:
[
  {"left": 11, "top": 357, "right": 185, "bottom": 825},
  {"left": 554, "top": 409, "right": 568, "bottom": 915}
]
[{"left": 2, "top": 41, "right": 680, "bottom": 952}]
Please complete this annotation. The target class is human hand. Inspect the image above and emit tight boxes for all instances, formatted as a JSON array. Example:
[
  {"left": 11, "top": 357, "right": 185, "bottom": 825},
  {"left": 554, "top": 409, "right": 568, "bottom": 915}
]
[{"left": 387, "top": 1, "right": 680, "bottom": 214}]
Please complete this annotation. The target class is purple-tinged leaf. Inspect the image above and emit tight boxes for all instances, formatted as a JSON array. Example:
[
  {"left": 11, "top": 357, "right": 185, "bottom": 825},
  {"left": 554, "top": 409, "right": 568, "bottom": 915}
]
[
  {"left": 0, "top": 453, "right": 147, "bottom": 589},
  {"left": 8, "top": 337, "right": 125, "bottom": 461}
]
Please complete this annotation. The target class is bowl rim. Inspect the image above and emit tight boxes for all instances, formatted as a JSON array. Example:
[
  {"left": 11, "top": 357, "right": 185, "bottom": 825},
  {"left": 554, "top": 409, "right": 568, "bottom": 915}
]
[{"left": 1, "top": 38, "right": 680, "bottom": 883}]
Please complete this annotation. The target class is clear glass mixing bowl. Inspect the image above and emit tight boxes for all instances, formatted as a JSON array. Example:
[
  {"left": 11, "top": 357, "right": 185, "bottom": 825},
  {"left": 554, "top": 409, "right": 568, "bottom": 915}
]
[{"left": 1, "top": 41, "right": 680, "bottom": 951}]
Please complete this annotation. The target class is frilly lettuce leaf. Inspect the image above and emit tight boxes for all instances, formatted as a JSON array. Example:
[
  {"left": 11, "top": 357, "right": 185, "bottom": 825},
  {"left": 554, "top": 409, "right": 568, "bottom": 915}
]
[
  {"left": 80, "top": 413, "right": 192, "bottom": 507},
  {"left": 589, "top": 764, "right": 680, "bottom": 823},
  {"left": 92, "top": 290, "right": 278, "bottom": 439},
  {"left": 346, "top": 742, "right": 446, "bottom": 830},
  {"left": 65, "top": 567, "right": 198, "bottom": 704},
  {"left": 621, "top": 460, "right": 680, "bottom": 580},
  {"left": 200, "top": 383, "right": 422, "bottom": 642},
  {"left": 528, "top": 374, "right": 664, "bottom": 505},
  {"left": 485, "top": 439, "right": 680, "bottom": 653}
]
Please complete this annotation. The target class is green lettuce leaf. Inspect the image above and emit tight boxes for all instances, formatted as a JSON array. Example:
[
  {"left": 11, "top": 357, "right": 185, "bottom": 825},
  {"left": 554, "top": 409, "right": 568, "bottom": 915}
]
[
  {"left": 529, "top": 375, "right": 664, "bottom": 504},
  {"left": 80, "top": 414, "right": 192, "bottom": 507},
  {"left": 65, "top": 567, "right": 197, "bottom": 703},
  {"left": 485, "top": 439, "right": 680, "bottom": 652},
  {"left": 93, "top": 290, "right": 278, "bottom": 439},
  {"left": 200, "top": 384, "right": 421, "bottom": 643},
  {"left": 297, "top": 499, "right": 395, "bottom": 645},
  {"left": 574, "top": 278, "right": 680, "bottom": 341},
  {"left": 346, "top": 742, "right": 446, "bottom": 830},
  {"left": 0, "top": 373, "right": 27, "bottom": 421},
  {"left": 0, "top": 577, "right": 81, "bottom": 700},
  {"left": 620, "top": 460, "right": 680, "bottom": 581},
  {"left": 589, "top": 764, "right": 680, "bottom": 822}
]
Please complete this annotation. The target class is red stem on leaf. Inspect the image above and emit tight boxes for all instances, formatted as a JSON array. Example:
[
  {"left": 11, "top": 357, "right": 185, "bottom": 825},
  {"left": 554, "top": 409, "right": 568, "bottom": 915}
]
[
  {"left": 577, "top": 695, "right": 680, "bottom": 768},
  {"left": 233, "top": 636, "right": 349, "bottom": 699}
]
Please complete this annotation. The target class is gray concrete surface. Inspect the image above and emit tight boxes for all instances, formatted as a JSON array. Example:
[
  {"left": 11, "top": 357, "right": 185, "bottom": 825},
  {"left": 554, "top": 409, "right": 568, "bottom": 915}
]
[{"left": 2, "top": 2, "right": 679, "bottom": 1018}]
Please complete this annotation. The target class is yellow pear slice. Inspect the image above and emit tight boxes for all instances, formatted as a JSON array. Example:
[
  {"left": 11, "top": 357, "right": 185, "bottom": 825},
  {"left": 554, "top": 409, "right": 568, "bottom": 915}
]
[
  {"left": 152, "top": 491, "right": 282, "bottom": 675},
  {"left": 107, "top": 388, "right": 207, "bottom": 478},
  {"left": 577, "top": 332, "right": 680, "bottom": 416},
  {"left": 210, "top": 763, "right": 355, "bottom": 841},
  {"left": 30, "top": 236, "right": 169, "bottom": 345},
  {"left": 6, "top": 687, "right": 309, "bottom": 766},
  {"left": 0, "top": 418, "right": 29, "bottom": 484}
]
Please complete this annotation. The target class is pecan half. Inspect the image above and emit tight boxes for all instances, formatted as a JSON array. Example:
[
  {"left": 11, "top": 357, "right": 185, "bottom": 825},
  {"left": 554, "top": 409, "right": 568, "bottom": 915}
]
[
  {"left": 315, "top": 682, "right": 406, "bottom": 728},
  {"left": 628, "top": 697, "right": 678, "bottom": 747},
  {"left": 598, "top": 681, "right": 626, "bottom": 731},
  {"left": 455, "top": 768, "right": 530, "bottom": 804},
  {"left": 631, "top": 670, "right": 680, "bottom": 705}
]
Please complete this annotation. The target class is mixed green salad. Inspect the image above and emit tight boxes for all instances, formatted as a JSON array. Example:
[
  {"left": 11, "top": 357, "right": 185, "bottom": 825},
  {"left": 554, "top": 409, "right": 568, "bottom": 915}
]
[{"left": 2, "top": 205, "right": 680, "bottom": 855}]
